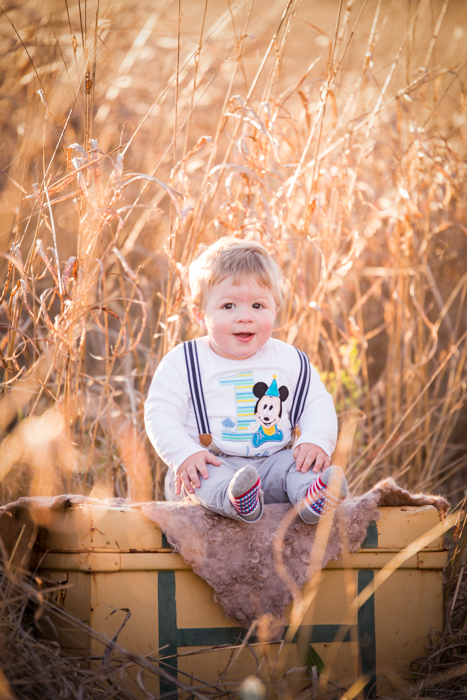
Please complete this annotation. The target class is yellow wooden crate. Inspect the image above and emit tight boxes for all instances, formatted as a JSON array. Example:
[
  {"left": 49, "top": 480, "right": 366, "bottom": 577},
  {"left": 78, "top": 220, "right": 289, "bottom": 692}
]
[{"left": 33, "top": 503, "right": 447, "bottom": 698}]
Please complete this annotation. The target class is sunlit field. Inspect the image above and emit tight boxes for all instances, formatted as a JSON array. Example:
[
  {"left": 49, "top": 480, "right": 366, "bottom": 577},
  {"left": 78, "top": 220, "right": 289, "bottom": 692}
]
[{"left": 0, "top": 0, "right": 466, "bottom": 696}]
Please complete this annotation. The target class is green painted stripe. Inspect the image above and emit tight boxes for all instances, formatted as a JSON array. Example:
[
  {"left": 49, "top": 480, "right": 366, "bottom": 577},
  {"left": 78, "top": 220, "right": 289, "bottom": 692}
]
[
  {"left": 161, "top": 532, "right": 171, "bottom": 549},
  {"left": 361, "top": 521, "right": 378, "bottom": 548},
  {"left": 178, "top": 627, "right": 245, "bottom": 647},
  {"left": 177, "top": 624, "right": 355, "bottom": 648},
  {"left": 158, "top": 571, "right": 178, "bottom": 695},
  {"left": 358, "top": 570, "right": 377, "bottom": 698},
  {"left": 295, "top": 624, "right": 354, "bottom": 644}
]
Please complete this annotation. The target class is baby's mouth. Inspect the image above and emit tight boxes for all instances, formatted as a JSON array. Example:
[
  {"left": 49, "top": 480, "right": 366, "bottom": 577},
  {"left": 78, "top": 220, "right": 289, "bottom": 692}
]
[{"left": 234, "top": 332, "right": 254, "bottom": 341}]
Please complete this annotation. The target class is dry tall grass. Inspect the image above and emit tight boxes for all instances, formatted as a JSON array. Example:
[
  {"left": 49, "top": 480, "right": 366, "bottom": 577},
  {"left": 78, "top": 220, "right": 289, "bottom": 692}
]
[
  {"left": 1, "top": 0, "right": 466, "bottom": 505},
  {"left": 0, "top": 0, "right": 466, "bottom": 696}
]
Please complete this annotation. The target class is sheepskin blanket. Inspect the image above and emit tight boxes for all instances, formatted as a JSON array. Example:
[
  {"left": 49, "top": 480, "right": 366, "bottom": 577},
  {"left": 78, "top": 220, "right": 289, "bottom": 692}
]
[{"left": 0, "top": 479, "right": 449, "bottom": 637}]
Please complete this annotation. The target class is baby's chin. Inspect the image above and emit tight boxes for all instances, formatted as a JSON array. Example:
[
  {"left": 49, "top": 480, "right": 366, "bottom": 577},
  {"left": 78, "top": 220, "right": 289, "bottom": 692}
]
[{"left": 209, "top": 338, "right": 263, "bottom": 360}]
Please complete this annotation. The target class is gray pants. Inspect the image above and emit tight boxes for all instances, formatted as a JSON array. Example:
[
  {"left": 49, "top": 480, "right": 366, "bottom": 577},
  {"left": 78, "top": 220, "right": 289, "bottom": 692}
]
[{"left": 165, "top": 449, "right": 321, "bottom": 523}]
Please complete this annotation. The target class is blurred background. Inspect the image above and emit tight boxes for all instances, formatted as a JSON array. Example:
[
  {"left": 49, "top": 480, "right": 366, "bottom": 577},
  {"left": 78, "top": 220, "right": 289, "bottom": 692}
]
[{"left": 0, "top": 0, "right": 466, "bottom": 505}]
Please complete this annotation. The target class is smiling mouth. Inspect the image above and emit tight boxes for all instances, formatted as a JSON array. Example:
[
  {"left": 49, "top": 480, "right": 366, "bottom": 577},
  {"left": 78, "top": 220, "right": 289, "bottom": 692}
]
[{"left": 234, "top": 333, "right": 254, "bottom": 341}]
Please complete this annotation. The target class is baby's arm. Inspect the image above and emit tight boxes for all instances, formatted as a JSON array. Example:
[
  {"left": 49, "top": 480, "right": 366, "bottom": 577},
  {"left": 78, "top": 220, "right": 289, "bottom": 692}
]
[
  {"left": 175, "top": 451, "right": 222, "bottom": 495},
  {"left": 294, "top": 362, "right": 338, "bottom": 472},
  {"left": 145, "top": 345, "right": 212, "bottom": 472}
]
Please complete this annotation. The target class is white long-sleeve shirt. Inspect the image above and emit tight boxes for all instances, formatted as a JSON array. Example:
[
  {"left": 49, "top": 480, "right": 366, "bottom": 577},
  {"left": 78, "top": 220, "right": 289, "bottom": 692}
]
[{"left": 144, "top": 336, "right": 337, "bottom": 471}]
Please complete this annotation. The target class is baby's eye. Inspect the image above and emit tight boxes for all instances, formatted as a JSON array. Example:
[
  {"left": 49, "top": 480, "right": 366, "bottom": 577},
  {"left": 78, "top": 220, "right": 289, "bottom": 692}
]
[
  {"left": 223, "top": 303, "right": 234, "bottom": 310},
  {"left": 252, "top": 303, "right": 263, "bottom": 309}
]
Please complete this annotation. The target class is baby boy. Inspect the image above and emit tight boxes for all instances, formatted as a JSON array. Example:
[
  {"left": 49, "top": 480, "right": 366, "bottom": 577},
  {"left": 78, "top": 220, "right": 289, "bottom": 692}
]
[{"left": 145, "top": 237, "right": 348, "bottom": 523}]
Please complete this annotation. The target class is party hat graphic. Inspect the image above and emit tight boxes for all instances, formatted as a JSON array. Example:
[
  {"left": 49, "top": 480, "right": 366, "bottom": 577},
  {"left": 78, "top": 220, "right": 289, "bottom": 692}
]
[{"left": 265, "top": 375, "right": 279, "bottom": 397}]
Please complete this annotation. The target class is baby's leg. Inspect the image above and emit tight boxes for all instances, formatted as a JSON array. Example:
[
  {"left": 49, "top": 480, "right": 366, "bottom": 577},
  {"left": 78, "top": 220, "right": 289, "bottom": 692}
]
[
  {"left": 164, "top": 455, "right": 263, "bottom": 522},
  {"left": 259, "top": 450, "right": 348, "bottom": 523}
]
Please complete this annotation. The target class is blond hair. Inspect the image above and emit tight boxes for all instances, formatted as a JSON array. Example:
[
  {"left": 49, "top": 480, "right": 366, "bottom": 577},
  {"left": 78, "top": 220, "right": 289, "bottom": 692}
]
[{"left": 189, "top": 237, "right": 282, "bottom": 308}]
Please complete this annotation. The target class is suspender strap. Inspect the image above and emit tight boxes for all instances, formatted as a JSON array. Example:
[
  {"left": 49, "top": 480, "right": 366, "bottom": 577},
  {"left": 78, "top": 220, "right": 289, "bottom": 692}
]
[
  {"left": 290, "top": 348, "right": 311, "bottom": 428},
  {"left": 183, "top": 340, "right": 212, "bottom": 447}
]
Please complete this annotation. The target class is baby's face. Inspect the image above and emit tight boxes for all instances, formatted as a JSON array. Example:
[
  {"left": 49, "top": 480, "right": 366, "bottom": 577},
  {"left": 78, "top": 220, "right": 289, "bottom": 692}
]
[{"left": 194, "top": 275, "right": 277, "bottom": 360}]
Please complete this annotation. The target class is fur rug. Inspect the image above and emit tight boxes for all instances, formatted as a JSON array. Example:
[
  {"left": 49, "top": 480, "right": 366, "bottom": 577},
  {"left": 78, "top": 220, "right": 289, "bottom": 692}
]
[{"left": 0, "top": 479, "right": 449, "bottom": 637}]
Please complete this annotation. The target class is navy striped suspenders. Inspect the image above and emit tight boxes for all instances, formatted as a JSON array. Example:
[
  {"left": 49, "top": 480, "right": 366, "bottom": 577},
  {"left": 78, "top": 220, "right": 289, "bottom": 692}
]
[
  {"left": 290, "top": 348, "right": 311, "bottom": 428},
  {"left": 183, "top": 340, "right": 312, "bottom": 447},
  {"left": 183, "top": 340, "right": 212, "bottom": 447}
]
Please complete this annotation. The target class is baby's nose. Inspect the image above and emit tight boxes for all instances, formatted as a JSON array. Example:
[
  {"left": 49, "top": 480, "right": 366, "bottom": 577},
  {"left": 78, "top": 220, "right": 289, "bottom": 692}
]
[{"left": 236, "top": 306, "right": 253, "bottom": 321}]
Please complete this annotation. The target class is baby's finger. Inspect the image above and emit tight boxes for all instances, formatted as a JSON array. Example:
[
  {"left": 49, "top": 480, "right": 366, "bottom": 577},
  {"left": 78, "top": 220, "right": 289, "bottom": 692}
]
[
  {"left": 295, "top": 446, "right": 305, "bottom": 471},
  {"left": 187, "top": 465, "right": 201, "bottom": 489},
  {"left": 181, "top": 471, "right": 194, "bottom": 494},
  {"left": 312, "top": 452, "right": 326, "bottom": 473},
  {"left": 195, "top": 461, "right": 210, "bottom": 481},
  {"left": 324, "top": 454, "right": 331, "bottom": 469},
  {"left": 300, "top": 450, "right": 318, "bottom": 473},
  {"left": 175, "top": 472, "right": 182, "bottom": 496},
  {"left": 206, "top": 453, "right": 222, "bottom": 466}
]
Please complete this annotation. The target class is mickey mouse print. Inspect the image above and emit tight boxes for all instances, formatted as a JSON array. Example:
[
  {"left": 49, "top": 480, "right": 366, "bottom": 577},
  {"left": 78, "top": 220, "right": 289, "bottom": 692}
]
[{"left": 250, "top": 376, "right": 289, "bottom": 448}]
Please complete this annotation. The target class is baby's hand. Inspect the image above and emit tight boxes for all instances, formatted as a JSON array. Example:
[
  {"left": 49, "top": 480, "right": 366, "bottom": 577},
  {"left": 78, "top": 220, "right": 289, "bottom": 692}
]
[
  {"left": 175, "top": 451, "right": 222, "bottom": 495},
  {"left": 293, "top": 443, "right": 330, "bottom": 474}
]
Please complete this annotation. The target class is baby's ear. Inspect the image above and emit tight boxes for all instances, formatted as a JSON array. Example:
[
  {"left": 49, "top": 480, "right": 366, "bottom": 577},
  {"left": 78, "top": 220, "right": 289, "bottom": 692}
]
[{"left": 192, "top": 304, "right": 205, "bottom": 328}]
